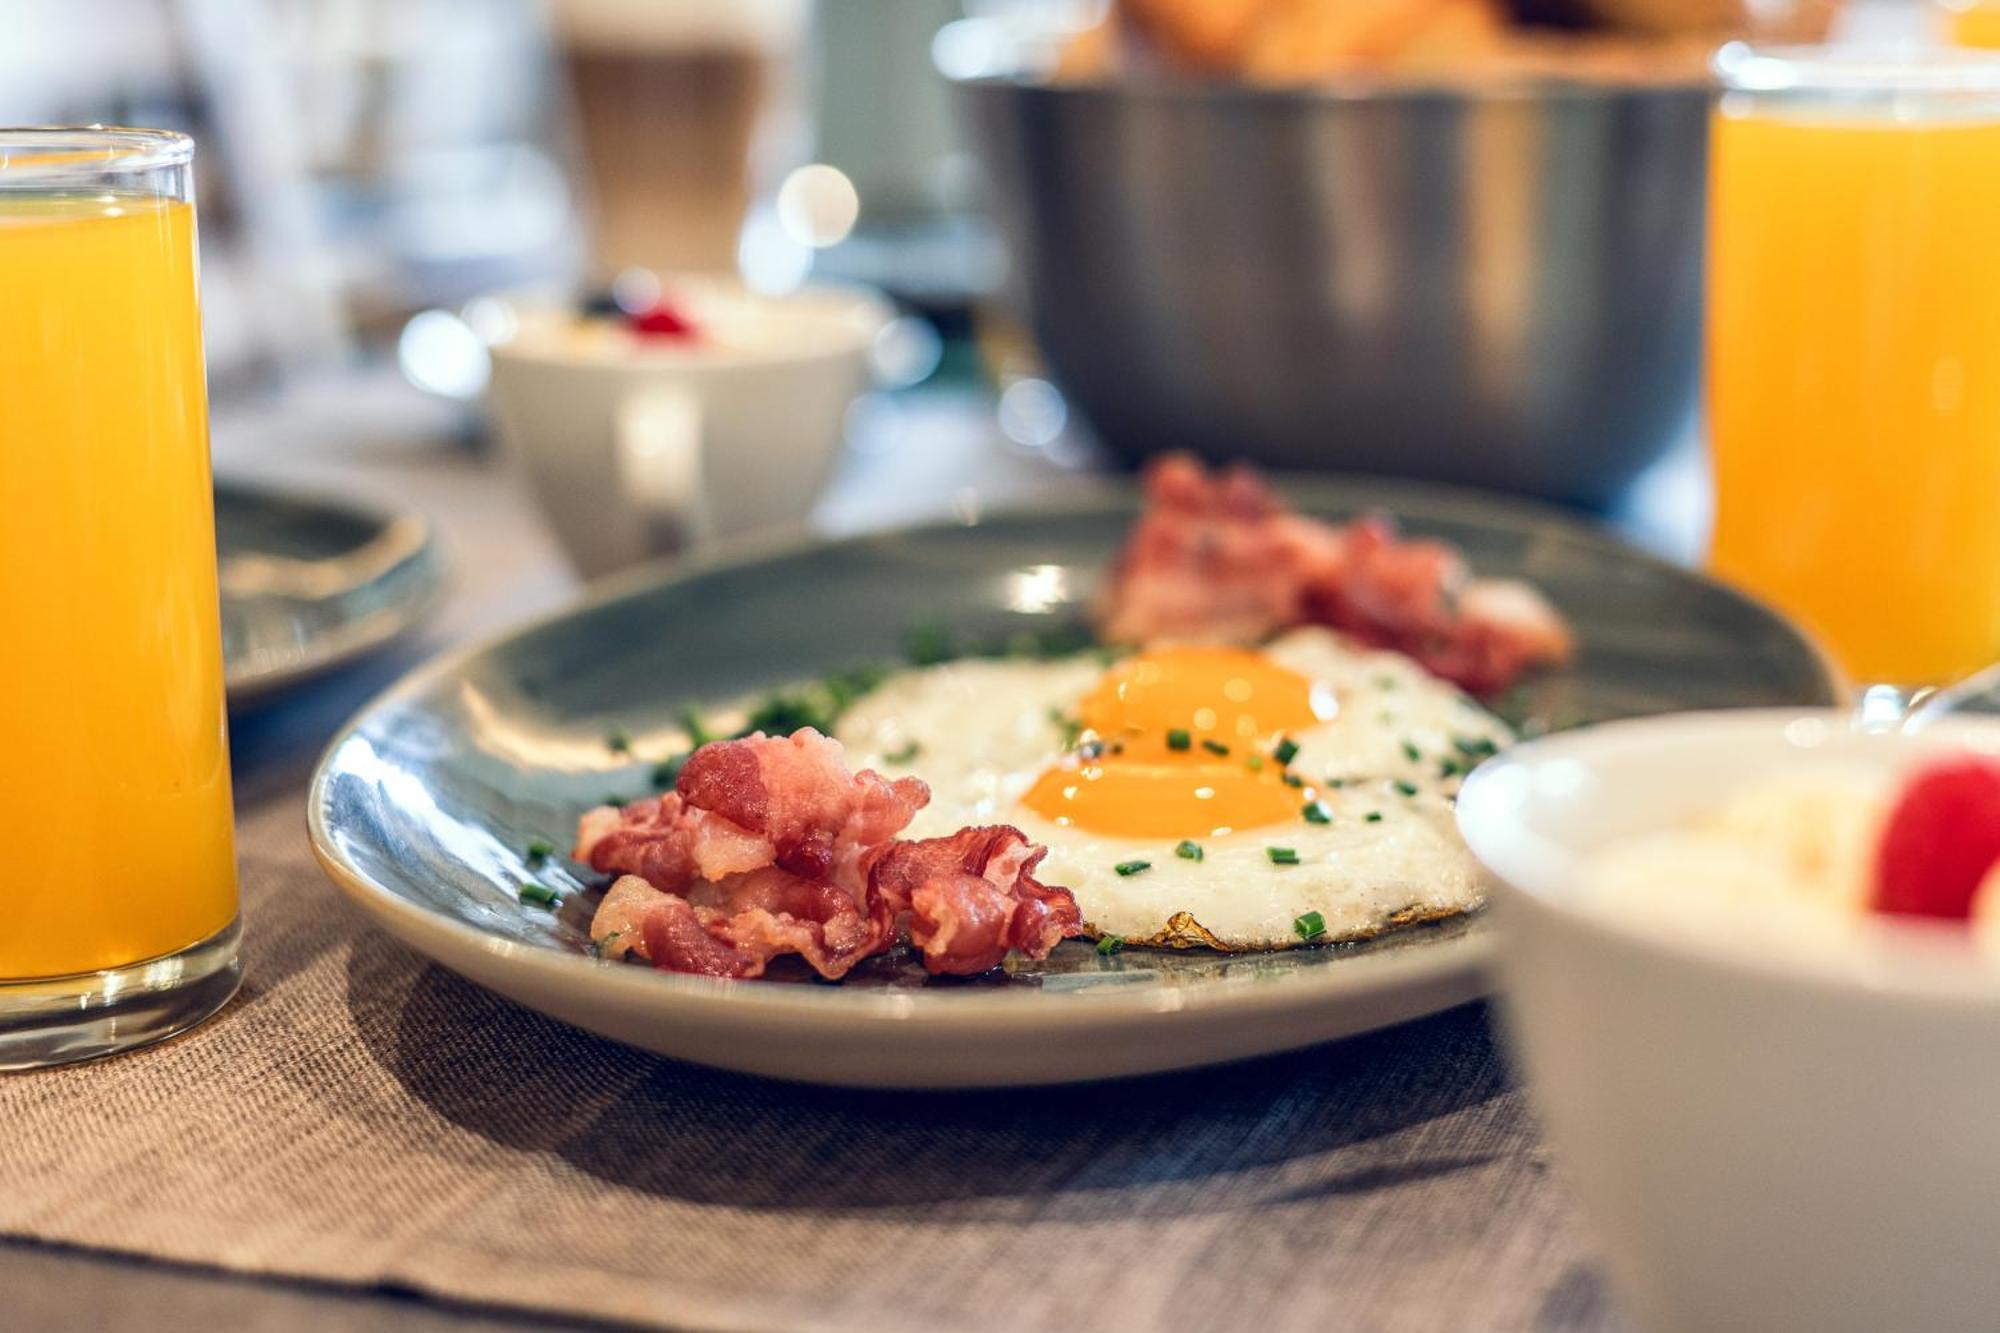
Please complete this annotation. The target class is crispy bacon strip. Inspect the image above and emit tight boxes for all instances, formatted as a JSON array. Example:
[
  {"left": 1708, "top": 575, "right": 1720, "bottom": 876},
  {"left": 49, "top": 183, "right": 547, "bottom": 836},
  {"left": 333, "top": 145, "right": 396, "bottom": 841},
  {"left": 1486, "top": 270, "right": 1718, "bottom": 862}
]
[
  {"left": 1095, "top": 453, "right": 1572, "bottom": 694},
  {"left": 676, "top": 728, "right": 927, "bottom": 882},
  {"left": 575, "top": 730, "right": 928, "bottom": 892},
  {"left": 866, "top": 826, "right": 1083, "bottom": 976},
  {"left": 579, "top": 732, "right": 1082, "bottom": 981},
  {"left": 1096, "top": 454, "right": 1315, "bottom": 645}
]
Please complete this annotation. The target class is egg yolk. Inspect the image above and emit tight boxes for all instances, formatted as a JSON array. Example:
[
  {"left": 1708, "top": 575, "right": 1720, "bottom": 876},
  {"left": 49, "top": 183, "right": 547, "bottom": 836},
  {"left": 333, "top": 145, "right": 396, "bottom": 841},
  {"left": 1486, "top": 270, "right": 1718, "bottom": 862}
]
[{"left": 1021, "top": 646, "right": 1335, "bottom": 838}]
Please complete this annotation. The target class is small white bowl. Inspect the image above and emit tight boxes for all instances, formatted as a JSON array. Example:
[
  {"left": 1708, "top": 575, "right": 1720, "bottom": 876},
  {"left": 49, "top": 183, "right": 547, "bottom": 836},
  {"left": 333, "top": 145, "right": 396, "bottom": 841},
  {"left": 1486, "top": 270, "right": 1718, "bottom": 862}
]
[
  {"left": 1457, "top": 709, "right": 2000, "bottom": 1333},
  {"left": 486, "top": 280, "right": 890, "bottom": 578}
]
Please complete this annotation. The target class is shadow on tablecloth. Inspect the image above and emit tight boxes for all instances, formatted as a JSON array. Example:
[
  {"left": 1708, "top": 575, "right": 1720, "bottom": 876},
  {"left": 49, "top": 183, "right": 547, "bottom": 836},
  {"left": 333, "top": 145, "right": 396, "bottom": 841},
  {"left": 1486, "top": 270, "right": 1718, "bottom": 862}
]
[{"left": 345, "top": 941, "right": 1510, "bottom": 1218}]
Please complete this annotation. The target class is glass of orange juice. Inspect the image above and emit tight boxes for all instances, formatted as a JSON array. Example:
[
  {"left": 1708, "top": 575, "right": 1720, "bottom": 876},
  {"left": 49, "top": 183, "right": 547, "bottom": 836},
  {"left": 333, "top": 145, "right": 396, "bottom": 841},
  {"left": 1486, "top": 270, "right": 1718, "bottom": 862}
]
[
  {"left": 0, "top": 129, "right": 239, "bottom": 1067},
  {"left": 1707, "top": 46, "right": 2000, "bottom": 691},
  {"left": 1941, "top": 1, "right": 2000, "bottom": 50}
]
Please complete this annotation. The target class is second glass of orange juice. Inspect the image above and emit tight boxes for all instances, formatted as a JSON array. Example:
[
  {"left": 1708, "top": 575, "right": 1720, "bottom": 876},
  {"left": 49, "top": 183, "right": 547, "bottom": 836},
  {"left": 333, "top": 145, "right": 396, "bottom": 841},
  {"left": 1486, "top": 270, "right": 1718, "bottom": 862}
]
[
  {"left": 1708, "top": 46, "right": 2000, "bottom": 688},
  {"left": 1942, "top": 1, "right": 2000, "bottom": 50},
  {"left": 0, "top": 129, "right": 239, "bottom": 1068}
]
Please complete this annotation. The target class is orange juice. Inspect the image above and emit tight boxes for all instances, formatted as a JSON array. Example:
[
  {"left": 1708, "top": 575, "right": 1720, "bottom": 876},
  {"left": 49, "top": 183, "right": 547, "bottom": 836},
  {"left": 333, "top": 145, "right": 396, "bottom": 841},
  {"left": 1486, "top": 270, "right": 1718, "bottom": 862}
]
[
  {"left": 1946, "top": 2, "right": 2000, "bottom": 49},
  {"left": 0, "top": 194, "right": 238, "bottom": 978},
  {"left": 1707, "top": 108, "right": 2000, "bottom": 686}
]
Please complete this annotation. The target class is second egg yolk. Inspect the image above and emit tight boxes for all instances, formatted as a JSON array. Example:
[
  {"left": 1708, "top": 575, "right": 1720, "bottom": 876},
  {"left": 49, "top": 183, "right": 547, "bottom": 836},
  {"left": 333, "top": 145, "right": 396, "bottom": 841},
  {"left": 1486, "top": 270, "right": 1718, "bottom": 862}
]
[{"left": 1020, "top": 646, "right": 1335, "bottom": 838}]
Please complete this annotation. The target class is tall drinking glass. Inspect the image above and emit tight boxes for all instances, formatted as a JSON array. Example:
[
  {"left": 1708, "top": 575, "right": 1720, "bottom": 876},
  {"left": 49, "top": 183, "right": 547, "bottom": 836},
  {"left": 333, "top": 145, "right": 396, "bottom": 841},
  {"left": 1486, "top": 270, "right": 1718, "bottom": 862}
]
[
  {"left": 0, "top": 129, "right": 240, "bottom": 1067},
  {"left": 1707, "top": 47, "right": 2000, "bottom": 692},
  {"left": 1941, "top": 1, "right": 2000, "bottom": 50}
]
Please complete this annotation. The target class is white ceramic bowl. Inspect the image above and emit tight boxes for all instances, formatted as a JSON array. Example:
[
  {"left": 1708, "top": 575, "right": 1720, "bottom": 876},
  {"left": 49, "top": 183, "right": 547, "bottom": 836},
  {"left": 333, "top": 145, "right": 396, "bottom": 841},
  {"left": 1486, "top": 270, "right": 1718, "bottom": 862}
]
[
  {"left": 1457, "top": 709, "right": 2000, "bottom": 1333},
  {"left": 486, "top": 280, "right": 889, "bottom": 578}
]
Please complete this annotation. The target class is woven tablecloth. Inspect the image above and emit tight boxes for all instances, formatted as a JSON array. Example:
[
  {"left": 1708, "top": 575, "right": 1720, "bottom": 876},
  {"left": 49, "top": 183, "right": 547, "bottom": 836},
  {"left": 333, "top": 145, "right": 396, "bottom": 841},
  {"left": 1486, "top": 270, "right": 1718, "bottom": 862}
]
[
  {"left": 3, "top": 782, "right": 1611, "bottom": 1331},
  {"left": 1, "top": 419, "right": 1618, "bottom": 1332}
]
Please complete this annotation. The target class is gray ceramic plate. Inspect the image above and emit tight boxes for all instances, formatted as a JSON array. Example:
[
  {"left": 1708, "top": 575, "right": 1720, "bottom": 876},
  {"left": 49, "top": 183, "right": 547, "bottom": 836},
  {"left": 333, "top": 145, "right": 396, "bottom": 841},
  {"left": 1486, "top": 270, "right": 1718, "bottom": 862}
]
[
  {"left": 219, "top": 480, "right": 448, "bottom": 705},
  {"left": 308, "top": 477, "right": 1839, "bottom": 1088}
]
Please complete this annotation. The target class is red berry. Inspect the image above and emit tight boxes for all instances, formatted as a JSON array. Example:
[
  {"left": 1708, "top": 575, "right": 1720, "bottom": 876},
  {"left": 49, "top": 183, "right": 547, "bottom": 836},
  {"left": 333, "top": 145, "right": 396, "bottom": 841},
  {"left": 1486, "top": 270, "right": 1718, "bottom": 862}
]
[
  {"left": 629, "top": 300, "right": 698, "bottom": 341},
  {"left": 1872, "top": 754, "right": 2000, "bottom": 920}
]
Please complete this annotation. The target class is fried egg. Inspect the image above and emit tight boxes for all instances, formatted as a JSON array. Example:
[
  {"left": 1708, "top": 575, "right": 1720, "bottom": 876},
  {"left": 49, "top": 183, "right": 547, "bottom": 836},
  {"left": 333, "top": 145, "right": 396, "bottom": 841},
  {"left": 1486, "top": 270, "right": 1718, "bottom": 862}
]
[{"left": 835, "top": 627, "right": 1510, "bottom": 950}]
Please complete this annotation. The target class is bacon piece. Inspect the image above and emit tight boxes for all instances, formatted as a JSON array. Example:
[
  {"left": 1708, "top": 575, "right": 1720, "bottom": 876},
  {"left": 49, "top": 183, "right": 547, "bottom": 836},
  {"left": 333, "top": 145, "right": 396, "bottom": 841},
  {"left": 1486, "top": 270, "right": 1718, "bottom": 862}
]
[
  {"left": 576, "top": 730, "right": 928, "bottom": 893},
  {"left": 1095, "top": 453, "right": 1573, "bottom": 694},
  {"left": 643, "top": 894, "right": 763, "bottom": 978},
  {"left": 686, "top": 867, "right": 893, "bottom": 979},
  {"left": 1435, "top": 578, "right": 1576, "bottom": 698},
  {"left": 588, "top": 870, "right": 898, "bottom": 979},
  {"left": 677, "top": 728, "right": 928, "bottom": 882},
  {"left": 1097, "top": 454, "right": 1313, "bottom": 645},
  {"left": 580, "top": 733, "right": 1078, "bottom": 981},
  {"left": 575, "top": 797, "right": 699, "bottom": 892},
  {"left": 590, "top": 875, "right": 662, "bottom": 962},
  {"left": 867, "top": 826, "right": 1084, "bottom": 976}
]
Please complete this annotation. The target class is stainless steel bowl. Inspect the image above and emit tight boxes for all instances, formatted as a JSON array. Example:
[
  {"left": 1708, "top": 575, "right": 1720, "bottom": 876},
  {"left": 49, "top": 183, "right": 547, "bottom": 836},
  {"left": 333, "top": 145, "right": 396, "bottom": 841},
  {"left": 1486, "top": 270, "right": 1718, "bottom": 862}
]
[{"left": 947, "top": 43, "right": 1709, "bottom": 509}]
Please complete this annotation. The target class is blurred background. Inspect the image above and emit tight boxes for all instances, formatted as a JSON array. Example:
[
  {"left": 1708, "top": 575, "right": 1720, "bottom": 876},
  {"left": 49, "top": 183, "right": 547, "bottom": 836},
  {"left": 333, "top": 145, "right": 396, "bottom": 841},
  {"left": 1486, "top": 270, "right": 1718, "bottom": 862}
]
[{"left": 0, "top": 0, "right": 1950, "bottom": 560}]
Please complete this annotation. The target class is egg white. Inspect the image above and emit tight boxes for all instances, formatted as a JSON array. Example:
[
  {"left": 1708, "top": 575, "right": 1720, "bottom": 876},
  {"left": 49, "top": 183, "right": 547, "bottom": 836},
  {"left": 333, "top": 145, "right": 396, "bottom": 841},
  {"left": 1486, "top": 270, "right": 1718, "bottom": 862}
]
[{"left": 835, "top": 627, "right": 1510, "bottom": 950}]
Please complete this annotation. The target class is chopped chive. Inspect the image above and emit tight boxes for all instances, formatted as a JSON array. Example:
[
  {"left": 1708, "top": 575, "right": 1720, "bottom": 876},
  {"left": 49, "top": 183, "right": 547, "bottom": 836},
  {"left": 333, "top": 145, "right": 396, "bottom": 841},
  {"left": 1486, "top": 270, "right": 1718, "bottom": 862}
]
[
  {"left": 1166, "top": 729, "right": 1191, "bottom": 751},
  {"left": 1325, "top": 776, "right": 1349, "bottom": 789},
  {"left": 600, "top": 793, "right": 630, "bottom": 808},
  {"left": 1114, "top": 860, "right": 1152, "bottom": 877},
  {"left": 1282, "top": 772, "right": 1305, "bottom": 789},
  {"left": 1401, "top": 740, "right": 1422, "bottom": 764},
  {"left": 651, "top": 755, "right": 686, "bottom": 789},
  {"left": 524, "top": 838, "right": 555, "bottom": 864},
  {"left": 678, "top": 706, "right": 713, "bottom": 747},
  {"left": 605, "top": 727, "right": 632, "bottom": 754},
  {"left": 1273, "top": 737, "right": 1300, "bottom": 766},
  {"left": 1302, "top": 801, "right": 1331, "bottom": 825},
  {"left": 1453, "top": 734, "right": 1501, "bottom": 760},
  {"left": 518, "top": 882, "right": 560, "bottom": 907},
  {"left": 743, "top": 691, "right": 825, "bottom": 737},
  {"left": 1294, "top": 910, "right": 1327, "bottom": 940},
  {"left": 1175, "top": 839, "right": 1204, "bottom": 862},
  {"left": 1049, "top": 708, "right": 1083, "bottom": 747},
  {"left": 1096, "top": 934, "right": 1125, "bottom": 956},
  {"left": 1245, "top": 755, "right": 1265, "bottom": 773},
  {"left": 904, "top": 619, "right": 955, "bottom": 666},
  {"left": 885, "top": 740, "right": 922, "bottom": 764},
  {"left": 821, "top": 662, "right": 888, "bottom": 710},
  {"left": 1376, "top": 675, "right": 1399, "bottom": 690},
  {"left": 1438, "top": 758, "right": 1463, "bottom": 779},
  {"left": 1365, "top": 811, "right": 1384, "bottom": 823},
  {"left": 592, "top": 929, "right": 623, "bottom": 958},
  {"left": 1266, "top": 846, "right": 1300, "bottom": 866},
  {"left": 1004, "top": 631, "right": 1042, "bottom": 659},
  {"left": 1394, "top": 779, "right": 1419, "bottom": 797},
  {"left": 1200, "top": 738, "right": 1231, "bottom": 757}
]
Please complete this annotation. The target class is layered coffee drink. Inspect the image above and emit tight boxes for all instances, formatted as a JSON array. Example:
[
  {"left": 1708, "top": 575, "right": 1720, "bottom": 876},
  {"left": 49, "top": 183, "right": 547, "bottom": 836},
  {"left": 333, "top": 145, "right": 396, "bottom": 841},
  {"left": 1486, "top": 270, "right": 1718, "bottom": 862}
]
[{"left": 550, "top": 0, "right": 805, "bottom": 275}]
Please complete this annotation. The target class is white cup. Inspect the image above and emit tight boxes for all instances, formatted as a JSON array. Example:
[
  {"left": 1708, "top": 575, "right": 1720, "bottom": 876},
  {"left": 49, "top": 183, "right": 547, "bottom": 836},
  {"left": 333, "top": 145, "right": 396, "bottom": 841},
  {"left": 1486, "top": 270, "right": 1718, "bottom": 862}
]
[
  {"left": 486, "top": 281, "right": 887, "bottom": 578},
  {"left": 1457, "top": 710, "right": 2000, "bottom": 1333}
]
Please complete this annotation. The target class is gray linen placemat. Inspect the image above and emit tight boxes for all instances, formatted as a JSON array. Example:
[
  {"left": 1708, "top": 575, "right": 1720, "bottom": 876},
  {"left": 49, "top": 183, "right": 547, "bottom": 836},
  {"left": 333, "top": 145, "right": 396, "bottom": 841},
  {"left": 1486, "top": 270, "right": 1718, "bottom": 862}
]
[{"left": 1, "top": 788, "right": 1613, "bottom": 1332}]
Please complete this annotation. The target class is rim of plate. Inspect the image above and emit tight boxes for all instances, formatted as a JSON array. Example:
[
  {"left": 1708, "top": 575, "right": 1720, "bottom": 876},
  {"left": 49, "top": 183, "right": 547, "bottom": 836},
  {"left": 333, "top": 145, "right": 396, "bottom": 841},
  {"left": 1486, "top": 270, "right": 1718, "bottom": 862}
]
[
  {"left": 306, "top": 474, "right": 1839, "bottom": 1019},
  {"left": 221, "top": 482, "right": 452, "bottom": 701}
]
